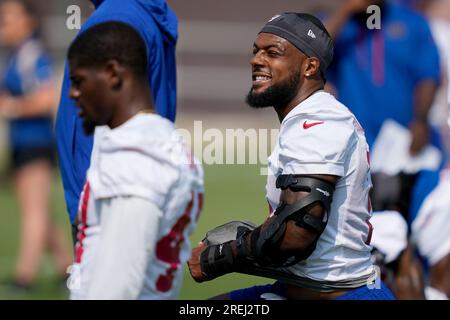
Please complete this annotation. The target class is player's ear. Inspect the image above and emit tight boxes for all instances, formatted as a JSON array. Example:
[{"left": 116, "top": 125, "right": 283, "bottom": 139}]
[
  {"left": 304, "top": 57, "right": 320, "bottom": 79},
  {"left": 104, "top": 59, "right": 123, "bottom": 90}
]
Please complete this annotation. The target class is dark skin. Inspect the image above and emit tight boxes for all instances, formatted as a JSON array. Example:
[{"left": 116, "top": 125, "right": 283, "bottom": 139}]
[
  {"left": 188, "top": 33, "right": 341, "bottom": 299},
  {"left": 409, "top": 80, "right": 437, "bottom": 156},
  {"left": 390, "top": 244, "right": 426, "bottom": 300},
  {"left": 250, "top": 33, "right": 324, "bottom": 121},
  {"left": 69, "top": 60, "right": 154, "bottom": 229},
  {"left": 69, "top": 59, "right": 154, "bottom": 135},
  {"left": 429, "top": 253, "right": 450, "bottom": 297}
]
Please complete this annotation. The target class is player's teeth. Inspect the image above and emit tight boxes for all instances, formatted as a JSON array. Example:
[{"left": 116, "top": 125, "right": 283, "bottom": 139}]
[{"left": 256, "top": 76, "right": 270, "bottom": 81}]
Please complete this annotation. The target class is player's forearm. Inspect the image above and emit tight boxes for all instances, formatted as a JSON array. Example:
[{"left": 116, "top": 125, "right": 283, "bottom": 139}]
[
  {"left": 198, "top": 219, "right": 319, "bottom": 282},
  {"left": 197, "top": 175, "right": 335, "bottom": 281},
  {"left": 429, "top": 254, "right": 450, "bottom": 297},
  {"left": 409, "top": 79, "right": 438, "bottom": 154},
  {"left": 2, "top": 86, "right": 55, "bottom": 118},
  {"left": 413, "top": 79, "right": 438, "bottom": 124},
  {"left": 394, "top": 245, "right": 426, "bottom": 300}
]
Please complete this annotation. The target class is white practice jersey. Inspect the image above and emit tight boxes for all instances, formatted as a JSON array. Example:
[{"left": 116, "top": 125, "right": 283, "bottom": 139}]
[
  {"left": 70, "top": 114, "right": 204, "bottom": 299},
  {"left": 370, "top": 210, "right": 408, "bottom": 264},
  {"left": 412, "top": 167, "right": 450, "bottom": 266},
  {"left": 266, "top": 91, "right": 374, "bottom": 283}
]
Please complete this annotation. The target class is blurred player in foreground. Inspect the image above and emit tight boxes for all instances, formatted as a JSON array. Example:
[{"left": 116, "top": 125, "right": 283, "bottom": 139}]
[
  {"left": 188, "top": 12, "right": 393, "bottom": 300},
  {"left": 67, "top": 22, "right": 203, "bottom": 299}
]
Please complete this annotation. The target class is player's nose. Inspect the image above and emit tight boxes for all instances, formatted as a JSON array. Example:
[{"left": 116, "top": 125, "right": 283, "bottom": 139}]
[{"left": 250, "top": 50, "right": 264, "bottom": 68}]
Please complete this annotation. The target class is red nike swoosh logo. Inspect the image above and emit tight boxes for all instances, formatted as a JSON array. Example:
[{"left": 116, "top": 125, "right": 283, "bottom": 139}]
[{"left": 303, "top": 120, "right": 324, "bottom": 129}]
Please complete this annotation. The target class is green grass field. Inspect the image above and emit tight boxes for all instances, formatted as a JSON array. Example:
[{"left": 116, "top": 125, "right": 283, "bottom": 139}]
[{"left": 0, "top": 162, "right": 273, "bottom": 300}]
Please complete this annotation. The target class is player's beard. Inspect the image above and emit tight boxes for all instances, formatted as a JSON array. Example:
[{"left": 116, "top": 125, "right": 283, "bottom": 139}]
[{"left": 246, "top": 69, "right": 300, "bottom": 109}]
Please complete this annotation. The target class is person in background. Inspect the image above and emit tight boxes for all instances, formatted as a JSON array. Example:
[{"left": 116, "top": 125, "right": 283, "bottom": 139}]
[
  {"left": 369, "top": 210, "right": 427, "bottom": 300},
  {"left": 413, "top": 0, "right": 450, "bottom": 158},
  {"left": 410, "top": 167, "right": 450, "bottom": 299},
  {"left": 0, "top": 0, "right": 71, "bottom": 293},
  {"left": 326, "top": 0, "right": 441, "bottom": 158}
]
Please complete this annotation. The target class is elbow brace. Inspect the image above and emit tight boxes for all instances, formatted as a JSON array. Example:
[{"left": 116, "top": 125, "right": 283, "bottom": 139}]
[
  {"left": 199, "top": 175, "right": 335, "bottom": 279},
  {"left": 239, "top": 175, "right": 335, "bottom": 267}
]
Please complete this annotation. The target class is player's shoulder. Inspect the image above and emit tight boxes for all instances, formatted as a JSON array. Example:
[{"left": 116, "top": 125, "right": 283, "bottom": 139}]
[
  {"left": 283, "top": 90, "right": 354, "bottom": 121},
  {"left": 95, "top": 113, "right": 201, "bottom": 172},
  {"left": 103, "top": 113, "right": 175, "bottom": 148},
  {"left": 89, "top": 114, "right": 201, "bottom": 204},
  {"left": 280, "top": 91, "right": 357, "bottom": 142},
  {"left": 92, "top": 114, "right": 184, "bottom": 179}
]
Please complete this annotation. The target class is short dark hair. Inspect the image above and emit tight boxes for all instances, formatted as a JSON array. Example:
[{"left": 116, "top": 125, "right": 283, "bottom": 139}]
[{"left": 68, "top": 21, "right": 148, "bottom": 79}]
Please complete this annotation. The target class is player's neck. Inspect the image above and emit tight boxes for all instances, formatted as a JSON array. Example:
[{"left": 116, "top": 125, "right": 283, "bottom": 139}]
[
  {"left": 108, "top": 81, "right": 154, "bottom": 129},
  {"left": 274, "top": 83, "right": 324, "bottom": 123}
]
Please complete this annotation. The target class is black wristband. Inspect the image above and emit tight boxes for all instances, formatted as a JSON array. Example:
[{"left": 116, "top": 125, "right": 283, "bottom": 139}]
[{"left": 200, "top": 242, "right": 235, "bottom": 280}]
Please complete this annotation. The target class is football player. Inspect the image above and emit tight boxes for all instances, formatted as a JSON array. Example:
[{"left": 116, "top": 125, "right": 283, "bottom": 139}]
[{"left": 67, "top": 22, "right": 203, "bottom": 299}]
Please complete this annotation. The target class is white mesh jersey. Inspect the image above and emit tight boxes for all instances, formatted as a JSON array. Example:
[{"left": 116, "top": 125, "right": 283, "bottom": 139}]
[
  {"left": 412, "top": 167, "right": 450, "bottom": 266},
  {"left": 266, "top": 91, "right": 374, "bottom": 283},
  {"left": 70, "top": 114, "right": 204, "bottom": 299}
]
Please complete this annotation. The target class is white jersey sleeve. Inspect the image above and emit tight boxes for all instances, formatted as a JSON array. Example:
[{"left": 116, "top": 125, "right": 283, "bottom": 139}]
[
  {"left": 278, "top": 114, "right": 354, "bottom": 177},
  {"left": 84, "top": 196, "right": 161, "bottom": 300}
]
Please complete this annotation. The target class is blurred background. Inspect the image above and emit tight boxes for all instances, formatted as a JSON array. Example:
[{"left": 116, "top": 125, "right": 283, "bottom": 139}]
[{"left": 0, "top": 0, "right": 449, "bottom": 299}]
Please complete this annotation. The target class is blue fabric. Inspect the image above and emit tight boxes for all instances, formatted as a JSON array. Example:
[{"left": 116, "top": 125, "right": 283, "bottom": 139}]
[
  {"left": 1, "top": 39, "right": 54, "bottom": 149},
  {"left": 409, "top": 169, "right": 440, "bottom": 225},
  {"left": 229, "top": 282, "right": 286, "bottom": 300},
  {"left": 55, "top": 0, "right": 178, "bottom": 223},
  {"left": 327, "top": 3, "right": 440, "bottom": 149},
  {"left": 335, "top": 282, "right": 395, "bottom": 300},
  {"left": 229, "top": 281, "right": 395, "bottom": 300}
]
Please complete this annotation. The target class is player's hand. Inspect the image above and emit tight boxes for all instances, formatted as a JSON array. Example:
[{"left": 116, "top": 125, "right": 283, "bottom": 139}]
[
  {"left": 0, "top": 94, "right": 7, "bottom": 116},
  {"left": 187, "top": 241, "right": 208, "bottom": 283},
  {"left": 409, "top": 120, "right": 429, "bottom": 156},
  {"left": 0, "top": 94, "right": 19, "bottom": 119}
]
